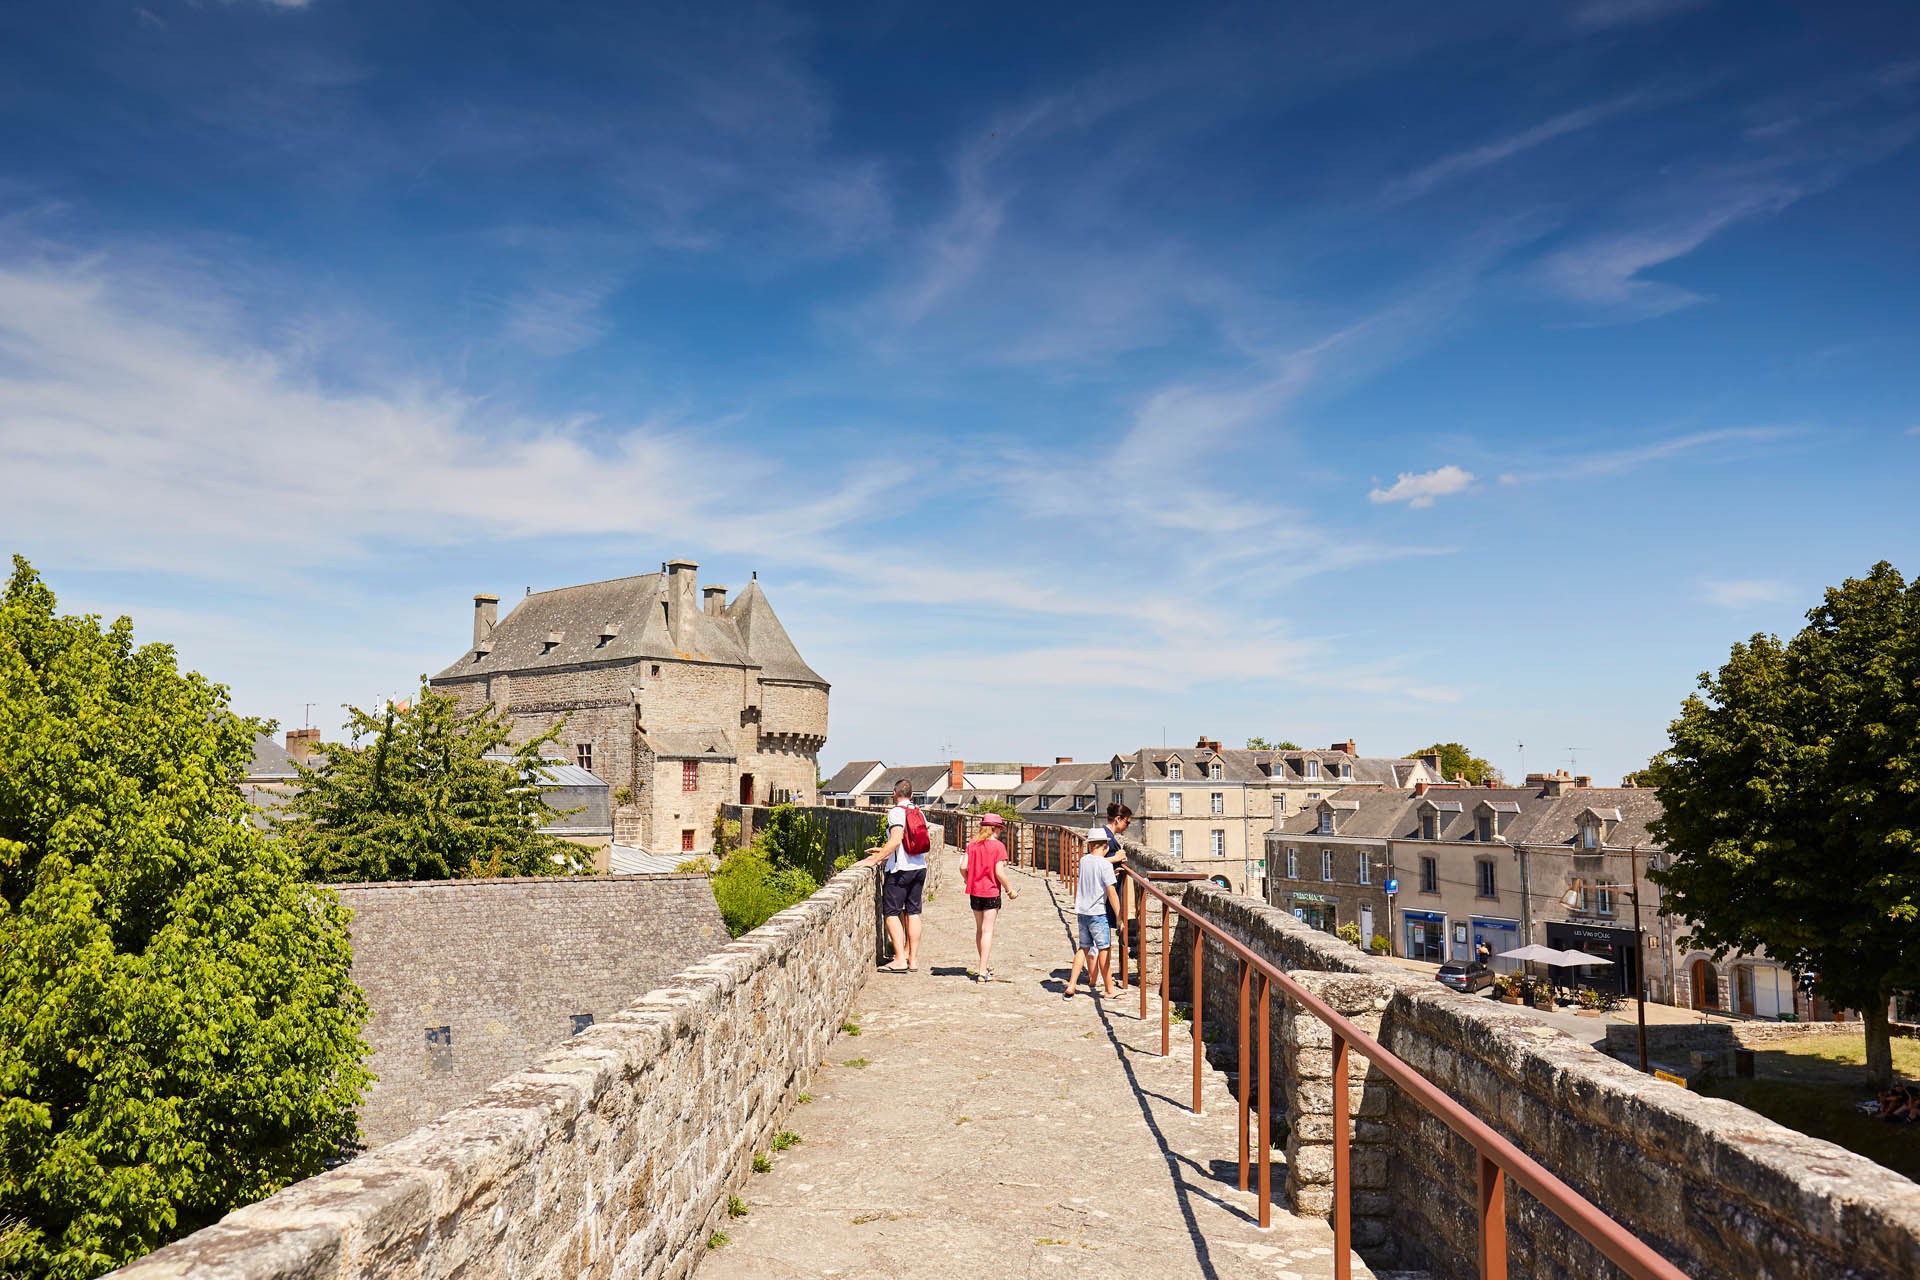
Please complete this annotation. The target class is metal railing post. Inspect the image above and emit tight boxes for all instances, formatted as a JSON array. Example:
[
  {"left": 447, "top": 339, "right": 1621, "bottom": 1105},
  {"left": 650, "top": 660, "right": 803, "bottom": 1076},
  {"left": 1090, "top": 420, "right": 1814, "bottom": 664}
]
[
  {"left": 1117, "top": 871, "right": 1130, "bottom": 992},
  {"left": 1257, "top": 972, "right": 1271, "bottom": 1229},
  {"left": 1333, "top": 1032, "right": 1352, "bottom": 1280},
  {"left": 1191, "top": 928, "right": 1205, "bottom": 1115},
  {"left": 1138, "top": 874, "right": 1149, "bottom": 1020},
  {"left": 1160, "top": 899, "right": 1171, "bottom": 1056},
  {"left": 1479, "top": 1153, "right": 1508, "bottom": 1280},
  {"left": 1238, "top": 958, "right": 1251, "bottom": 1191}
]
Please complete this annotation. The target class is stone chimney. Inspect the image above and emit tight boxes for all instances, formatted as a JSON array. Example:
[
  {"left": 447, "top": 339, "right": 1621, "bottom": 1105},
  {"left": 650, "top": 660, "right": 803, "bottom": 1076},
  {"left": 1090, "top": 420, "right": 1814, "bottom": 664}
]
[
  {"left": 1331, "top": 740, "right": 1356, "bottom": 755},
  {"left": 285, "top": 728, "right": 320, "bottom": 764},
  {"left": 473, "top": 593, "right": 499, "bottom": 651},
  {"left": 1420, "top": 753, "right": 1442, "bottom": 773},
  {"left": 664, "top": 559, "right": 698, "bottom": 649},
  {"left": 1022, "top": 765, "right": 1045, "bottom": 783},
  {"left": 1541, "top": 770, "right": 1573, "bottom": 797},
  {"left": 949, "top": 759, "right": 965, "bottom": 791},
  {"left": 1574, "top": 775, "right": 1592, "bottom": 789},
  {"left": 703, "top": 585, "right": 728, "bottom": 617}
]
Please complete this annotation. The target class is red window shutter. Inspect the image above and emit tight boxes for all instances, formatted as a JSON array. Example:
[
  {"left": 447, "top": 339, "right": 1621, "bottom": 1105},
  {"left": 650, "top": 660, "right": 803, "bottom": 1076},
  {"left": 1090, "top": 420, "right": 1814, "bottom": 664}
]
[{"left": 683, "top": 760, "right": 698, "bottom": 791}]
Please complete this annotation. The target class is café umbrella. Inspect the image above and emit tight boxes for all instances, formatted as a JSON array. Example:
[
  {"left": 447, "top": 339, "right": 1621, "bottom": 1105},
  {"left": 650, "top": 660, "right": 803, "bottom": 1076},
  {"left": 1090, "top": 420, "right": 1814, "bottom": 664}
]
[{"left": 1554, "top": 948, "right": 1615, "bottom": 967}]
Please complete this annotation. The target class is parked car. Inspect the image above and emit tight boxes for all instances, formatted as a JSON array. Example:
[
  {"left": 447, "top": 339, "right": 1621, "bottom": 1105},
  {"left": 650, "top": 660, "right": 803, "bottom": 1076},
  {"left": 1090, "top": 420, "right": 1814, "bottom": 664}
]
[{"left": 1436, "top": 962, "right": 1495, "bottom": 994}]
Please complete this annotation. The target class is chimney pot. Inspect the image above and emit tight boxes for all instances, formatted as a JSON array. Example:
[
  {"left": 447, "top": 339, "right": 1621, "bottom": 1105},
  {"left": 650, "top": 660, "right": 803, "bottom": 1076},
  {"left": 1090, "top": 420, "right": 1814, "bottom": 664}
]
[
  {"left": 949, "top": 759, "right": 965, "bottom": 791},
  {"left": 1413, "top": 781, "right": 1428, "bottom": 797},
  {"left": 1345, "top": 739, "right": 1357, "bottom": 756},
  {"left": 285, "top": 727, "right": 320, "bottom": 764},
  {"left": 473, "top": 593, "right": 499, "bottom": 650},
  {"left": 703, "top": 585, "right": 728, "bottom": 616}
]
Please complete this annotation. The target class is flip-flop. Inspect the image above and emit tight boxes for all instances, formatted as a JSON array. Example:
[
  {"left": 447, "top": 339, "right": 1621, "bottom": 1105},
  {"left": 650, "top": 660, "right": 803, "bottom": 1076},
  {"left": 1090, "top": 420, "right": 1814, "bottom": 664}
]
[{"left": 879, "top": 963, "right": 909, "bottom": 973}]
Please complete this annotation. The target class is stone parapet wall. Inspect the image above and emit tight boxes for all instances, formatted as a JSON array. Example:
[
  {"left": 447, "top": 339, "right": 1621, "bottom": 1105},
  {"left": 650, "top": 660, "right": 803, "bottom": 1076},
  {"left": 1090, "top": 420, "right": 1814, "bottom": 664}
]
[
  {"left": 111, "top": 855, "right": 894, "bottom": 1280},
  {"left": 1160, "top": 876, "right": 1920, "bottom": 1279}
]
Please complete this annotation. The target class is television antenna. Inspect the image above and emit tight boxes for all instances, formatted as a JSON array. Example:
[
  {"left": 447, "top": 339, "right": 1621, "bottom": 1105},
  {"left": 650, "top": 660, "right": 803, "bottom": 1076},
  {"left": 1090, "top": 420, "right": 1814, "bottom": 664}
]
[
  {"left": 304, "top": 703, "right": 315, "bottom": 729},
  {"left": 1566, "top": 746, "right": 1590, "bottom": 774}
]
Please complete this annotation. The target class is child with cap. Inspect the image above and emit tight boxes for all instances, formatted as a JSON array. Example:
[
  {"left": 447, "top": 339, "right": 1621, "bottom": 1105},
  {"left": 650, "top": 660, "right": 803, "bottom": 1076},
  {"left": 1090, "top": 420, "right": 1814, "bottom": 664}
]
[{"left": 964, "top": 813, "right": 1019, "bottom": 982}]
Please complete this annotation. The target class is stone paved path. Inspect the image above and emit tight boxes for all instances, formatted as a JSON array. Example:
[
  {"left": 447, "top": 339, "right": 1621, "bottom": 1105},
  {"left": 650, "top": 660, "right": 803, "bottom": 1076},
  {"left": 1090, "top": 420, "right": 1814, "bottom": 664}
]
[{"left": 696, "top": 865, "right": 1374, "bottom": 1279}]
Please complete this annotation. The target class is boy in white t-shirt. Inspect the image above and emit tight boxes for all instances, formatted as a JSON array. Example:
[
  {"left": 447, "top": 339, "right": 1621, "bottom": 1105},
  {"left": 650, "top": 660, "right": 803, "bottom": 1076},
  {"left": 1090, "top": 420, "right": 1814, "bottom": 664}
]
[{"left": 1064, "top": 804, "right": 1131, "bottom": 997}]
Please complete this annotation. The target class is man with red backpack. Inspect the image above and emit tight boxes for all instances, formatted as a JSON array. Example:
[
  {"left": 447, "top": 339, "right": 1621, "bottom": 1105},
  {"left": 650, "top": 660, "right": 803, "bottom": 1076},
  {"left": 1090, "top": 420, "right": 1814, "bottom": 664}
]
[{"left": 873, "top": 778, "right": 931, "bottom": 972}]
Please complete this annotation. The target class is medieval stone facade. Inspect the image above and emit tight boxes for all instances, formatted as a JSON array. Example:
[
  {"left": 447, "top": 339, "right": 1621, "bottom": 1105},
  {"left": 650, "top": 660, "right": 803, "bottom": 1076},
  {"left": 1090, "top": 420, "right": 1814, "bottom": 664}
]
[{"left": 430, "top": 559, "right": 828, "bottom": 855}]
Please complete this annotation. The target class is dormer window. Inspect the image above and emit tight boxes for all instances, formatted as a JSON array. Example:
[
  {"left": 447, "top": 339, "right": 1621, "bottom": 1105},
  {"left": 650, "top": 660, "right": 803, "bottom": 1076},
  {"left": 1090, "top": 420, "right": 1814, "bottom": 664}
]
[
  {"left": 1340, "top": 762, "right": 1352, "bottom": 779},
  {"left": 543, "top": 629, "right": 565, "bottom": 654},
  {"left": 1579, "top": 822, "right": 1599, "bottom": 851},
  {"left": 598, "top": 622, "right": 620, "bottom": 647},
  {"left": 1305, "top": 759, "right": 1320, "bottom": 780},
  {"left": 1168, "top": 759, "right": 1183, "bottom": 780},
  {"left": 1476, "top": 814, "right": 1493, "bottom": 842},
  {"left": 1210, "top": 761, "right": 1223, "bottom": 779},
  {"left": 1421, "top": 813, "right": 1438, "bottom": 840},
  {"left": 1317, "top": 810, "right": 1333, "bottom": 835}
]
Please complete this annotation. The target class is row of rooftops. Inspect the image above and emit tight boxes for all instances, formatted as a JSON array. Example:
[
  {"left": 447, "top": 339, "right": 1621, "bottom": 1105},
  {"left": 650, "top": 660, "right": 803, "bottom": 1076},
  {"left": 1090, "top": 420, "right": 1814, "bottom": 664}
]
[{"left": 1273, "top": 782, "right": 1661, "bottom": 850}]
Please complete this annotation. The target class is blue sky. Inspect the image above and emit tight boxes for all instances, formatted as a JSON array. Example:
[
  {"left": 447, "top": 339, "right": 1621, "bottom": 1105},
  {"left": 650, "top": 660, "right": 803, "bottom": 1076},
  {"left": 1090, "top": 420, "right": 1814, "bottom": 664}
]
[{"left": 1, "top": 0, "right": 1917, "bottom": 785}]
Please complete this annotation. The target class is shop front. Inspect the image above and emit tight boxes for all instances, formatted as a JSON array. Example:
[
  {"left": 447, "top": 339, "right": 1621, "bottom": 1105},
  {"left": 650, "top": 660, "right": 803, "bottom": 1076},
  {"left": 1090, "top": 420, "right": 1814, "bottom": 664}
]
[
  {"left": 1545, "top": 921, "right": 1637, "bottom": 996},
  {"left": 1288, "top": 891, "right": 1337, "bottom": 934},
  {"left": 1403, "top": 908, "right": 1446, "bottom": 962},
  {"left": 1471, "top": 917, "right": 1522, "bottom": 972}
]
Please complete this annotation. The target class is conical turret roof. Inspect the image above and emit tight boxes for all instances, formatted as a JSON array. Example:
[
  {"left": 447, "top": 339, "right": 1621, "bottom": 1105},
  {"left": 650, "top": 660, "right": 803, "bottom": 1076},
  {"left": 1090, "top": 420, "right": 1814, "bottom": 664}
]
[{"left": 726, "top": 580, "right": 828, "bottom": 686}]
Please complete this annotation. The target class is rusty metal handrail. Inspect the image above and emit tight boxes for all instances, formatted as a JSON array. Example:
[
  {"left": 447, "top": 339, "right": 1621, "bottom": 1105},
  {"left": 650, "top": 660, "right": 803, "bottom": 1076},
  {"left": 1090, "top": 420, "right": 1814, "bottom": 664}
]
[{"left": 1116, "top": 864, "right": 1687, "bottom": 1280}]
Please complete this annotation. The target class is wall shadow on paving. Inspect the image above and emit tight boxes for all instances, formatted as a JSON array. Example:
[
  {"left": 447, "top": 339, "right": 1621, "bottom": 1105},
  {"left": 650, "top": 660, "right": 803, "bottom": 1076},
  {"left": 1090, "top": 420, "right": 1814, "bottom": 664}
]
[
  {"left": 1126, "top": 841, "right": 1920, "bottom": 1279},
  {"left": 111, "top": 830, "right": 948, "bottom": 1280}
]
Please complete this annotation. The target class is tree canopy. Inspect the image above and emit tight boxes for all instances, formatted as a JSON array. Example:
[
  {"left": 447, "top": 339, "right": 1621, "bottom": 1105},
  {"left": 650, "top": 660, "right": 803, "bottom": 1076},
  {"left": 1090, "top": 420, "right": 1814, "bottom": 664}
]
[
  {"left": 1407, "top": 741, "right": 1504, "bottom": 786},
  {"left": 698, "top": 804, "right": 854, "bottom": 937},
  {"left": 0, "top": 556, "right": 369, "bottom": 1278},
  {"left": 1245, "top": 736, "right": 1302, "bottom": 751},
  {"left": 1648, "top": 562, "right": 1920, "bottom": 1087},
  {"left": 277, "top": 683, "right": 591, "bottom": 882}
]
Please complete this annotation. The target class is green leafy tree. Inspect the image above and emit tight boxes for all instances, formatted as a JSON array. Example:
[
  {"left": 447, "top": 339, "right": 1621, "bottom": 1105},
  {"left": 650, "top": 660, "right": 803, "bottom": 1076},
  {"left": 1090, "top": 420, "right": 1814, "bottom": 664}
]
[
  {"left": 278, "top": 683, "right": 590, "bottom": 882},
  {"left": 1408, "top": 741, "right": 1504, "bottom": 786},
  {"left": 969, "top": 798, "right": 1018, "bottom": 824},
  {"left": 706, "top": 804, "right": 835, "bottom": 936},
  {"left": 1621, "top": 753, "right": 1667, "bottom": 789},
  {"left": 0, "top": 557, "right": 370, "bottom": 1278},
  {"left": 1245, "top": 737, "right": 1302, "bottom": 751},
  {"left": 1649, "top": 563, "right": 1920, "bottom": 1088}
]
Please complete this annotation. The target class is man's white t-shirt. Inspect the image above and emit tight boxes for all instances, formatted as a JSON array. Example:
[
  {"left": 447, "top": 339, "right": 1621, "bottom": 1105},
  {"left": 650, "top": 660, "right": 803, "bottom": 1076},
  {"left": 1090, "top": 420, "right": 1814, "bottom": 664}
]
[
  {"left": 886, "top": 803, "right": 927, "bottom": 874},
  {"left": 1076, "top": 850, "right": 1116, "bottom": 916}
]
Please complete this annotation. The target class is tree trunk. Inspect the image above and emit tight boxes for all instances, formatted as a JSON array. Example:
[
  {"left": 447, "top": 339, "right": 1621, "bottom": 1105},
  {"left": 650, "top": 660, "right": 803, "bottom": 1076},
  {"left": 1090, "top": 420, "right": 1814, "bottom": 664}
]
[{"left": 1863, "top": 997, "right": 1895, "bottom": 1091}]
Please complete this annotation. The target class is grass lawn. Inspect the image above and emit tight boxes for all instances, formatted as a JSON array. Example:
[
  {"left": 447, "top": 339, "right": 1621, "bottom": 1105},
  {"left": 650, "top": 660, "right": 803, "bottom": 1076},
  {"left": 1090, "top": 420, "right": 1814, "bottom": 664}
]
[{"left": 1695, "top": 1036, "right": 1920, "bottom": 1181}]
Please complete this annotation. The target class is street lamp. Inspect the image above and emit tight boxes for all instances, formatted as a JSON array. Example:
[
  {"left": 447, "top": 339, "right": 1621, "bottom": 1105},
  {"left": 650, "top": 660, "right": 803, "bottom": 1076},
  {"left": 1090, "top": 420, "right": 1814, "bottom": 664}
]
[{"left": 1562, "top": 860, "right": 1649, "bottom": 1075}]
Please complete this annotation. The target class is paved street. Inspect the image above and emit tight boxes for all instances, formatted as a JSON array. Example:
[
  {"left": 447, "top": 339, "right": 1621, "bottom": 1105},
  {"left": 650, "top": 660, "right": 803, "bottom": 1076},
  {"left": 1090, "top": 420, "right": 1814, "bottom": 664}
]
[{"left": 696, "top": 865, "right": 1374, "bottom": 1280}]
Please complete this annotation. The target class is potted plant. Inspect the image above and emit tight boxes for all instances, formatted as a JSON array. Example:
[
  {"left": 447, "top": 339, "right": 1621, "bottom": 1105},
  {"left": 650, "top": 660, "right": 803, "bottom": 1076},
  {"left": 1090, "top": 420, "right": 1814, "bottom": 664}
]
[
  {"left": 1335, "top": 921, "right": 1363, "bottom": 948},
  {"left": 1370, "top": 933, "right": 1392, "bottom": 955},
  {"left": 1494, "top": 975, "right": 1524, "bottom": 1005}
]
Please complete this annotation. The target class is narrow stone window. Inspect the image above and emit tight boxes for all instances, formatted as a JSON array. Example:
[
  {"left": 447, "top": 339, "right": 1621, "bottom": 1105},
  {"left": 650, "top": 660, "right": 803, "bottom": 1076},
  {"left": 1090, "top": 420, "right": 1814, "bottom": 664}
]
[
  {"left": 426, "top": 1026, "right": 452, "bottom": 1074},
  {"left": 570, "top": 1013, "right": 595, "bottom": 1036},
  {"left": 576, "top": 743, "right": 593, "bottom": 772}
]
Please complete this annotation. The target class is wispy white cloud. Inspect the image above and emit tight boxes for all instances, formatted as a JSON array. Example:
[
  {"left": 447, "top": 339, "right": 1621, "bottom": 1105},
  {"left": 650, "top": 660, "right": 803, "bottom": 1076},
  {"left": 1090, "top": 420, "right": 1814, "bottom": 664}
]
[
  {"left": 1703, "top": 578, "right": 1793, "bottom": 608},
  {"left": 1368, "top": 465, "right": 1475, "bottom": 509},
  {"left": 1381, "top": 94, "right": 1652, "bottom": 205},
  {"left": 1498, "top": 426, "right": 1798, "bottom": 484}
]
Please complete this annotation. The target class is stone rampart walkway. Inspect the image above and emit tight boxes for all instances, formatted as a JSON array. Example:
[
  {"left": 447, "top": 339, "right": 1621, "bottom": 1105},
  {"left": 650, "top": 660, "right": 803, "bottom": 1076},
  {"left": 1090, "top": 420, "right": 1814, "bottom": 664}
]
[{"left": 695, "top": 866, "right": 1374, "bottom": 1279}]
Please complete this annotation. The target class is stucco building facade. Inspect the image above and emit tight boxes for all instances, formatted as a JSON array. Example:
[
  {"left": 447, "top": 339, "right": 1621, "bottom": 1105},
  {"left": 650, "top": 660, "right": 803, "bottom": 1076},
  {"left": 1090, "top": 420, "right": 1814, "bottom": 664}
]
[{"left": 431, "top": 559, "right": 827, "bottom": 856}]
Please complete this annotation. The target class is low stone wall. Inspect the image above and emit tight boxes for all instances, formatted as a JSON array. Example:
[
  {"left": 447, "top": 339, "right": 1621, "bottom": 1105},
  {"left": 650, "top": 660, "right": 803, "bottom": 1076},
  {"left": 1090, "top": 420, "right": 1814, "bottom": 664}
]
[
  {"left": 1602, "top": 1017, "right": 1914, "bottom": 1065},
  {"left": 724, "top": 802, "right": 886, "bottom": 868},
  {"left": 110, "top": 854, "right": 899, "bottom": 1280},
  {"left": 1158, "top": 872, "right": 1920, "bottom": 1279}
]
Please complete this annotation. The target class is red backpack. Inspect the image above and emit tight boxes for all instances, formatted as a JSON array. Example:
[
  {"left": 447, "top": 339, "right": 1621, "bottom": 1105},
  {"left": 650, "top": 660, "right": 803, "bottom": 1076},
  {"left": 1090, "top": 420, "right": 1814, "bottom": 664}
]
[{"left": 900, "top": 803, "right": 931, "bottom": 855}]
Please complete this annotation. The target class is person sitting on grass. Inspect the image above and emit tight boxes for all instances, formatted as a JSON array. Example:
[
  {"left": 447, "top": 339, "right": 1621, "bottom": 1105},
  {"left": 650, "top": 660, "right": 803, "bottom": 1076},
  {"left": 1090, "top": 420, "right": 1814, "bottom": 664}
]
[{"left": 963, "top": 812, "right": 1019, "bottom": 982}]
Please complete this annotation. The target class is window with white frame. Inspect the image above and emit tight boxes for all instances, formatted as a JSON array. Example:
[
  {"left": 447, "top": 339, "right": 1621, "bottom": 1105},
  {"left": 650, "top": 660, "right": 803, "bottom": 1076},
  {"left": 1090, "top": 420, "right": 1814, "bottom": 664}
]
[
  {"left": 1170, "top": 829, "right": 1184, "bottom": 859},
  {"left": 1358, "top": 855, "right": 1371, "bottom": 885},
  {"left": 1580, "top": 822, "right": 1599, "bottom": 851},
  {"left": 1169, "top": 791, "right": 1183, "bottom": 815},
  {"left": 1320, "top": 849, "right": 1334, "bottom": 881},
  {"left": 1285, "top": 847, "right": 1298, "bottom": 878},
  {"left": 1168, "top": 760, "right": 1182, "bottom": 780},
  {"left": 1275, "top": 794, "right": 1287, "bottom": 815},
  {"left": 1210, "top": 829, "right": 1225, "bottom": 857},
  {"left": 1305, "top": 759, "right": 1320, "bottom": 780},
  {"left": 1210, "top": 791, "right": 1224, "bottom": 815},
  {"left": 1584, "top": 886, "right": 1615, "bottom": 916},
  {"left": 1210, "top": 762, "right": 1223, "bottom": 779},
  {"left": 1341, "top": 762, "right": 1352, "bottom": 779},
  {"left": 1317, "top": 810, "right": 1334, "bottom": 835}
]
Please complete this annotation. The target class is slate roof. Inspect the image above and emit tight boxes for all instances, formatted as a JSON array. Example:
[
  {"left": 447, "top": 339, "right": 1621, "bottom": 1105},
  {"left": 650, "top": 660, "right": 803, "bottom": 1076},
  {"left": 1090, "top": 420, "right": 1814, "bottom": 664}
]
[
  {"left": 1273, "top": 785, "right": 1663, "bottom": 849},
  {"left": 644, "top": 730, "right": 737, "bottom": 761},
  {"left": 434, "top": 572, "right": 825, "bottom": 686},
  {"left": 823, "top": 760, "right": 885, "bottom": 794},
  {"left": 245, "top": 732, "right": 299, "bottom": 782},
  {"left": 862, "top": 764, "right": 952, "bottom": 800}
]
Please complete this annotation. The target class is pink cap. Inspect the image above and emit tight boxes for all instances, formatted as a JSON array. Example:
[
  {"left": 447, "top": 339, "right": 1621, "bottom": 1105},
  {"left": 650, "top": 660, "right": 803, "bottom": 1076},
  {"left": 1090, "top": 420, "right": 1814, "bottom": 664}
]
[{"left": 981, "top": 812, "right": 1006, "bottom": 827}]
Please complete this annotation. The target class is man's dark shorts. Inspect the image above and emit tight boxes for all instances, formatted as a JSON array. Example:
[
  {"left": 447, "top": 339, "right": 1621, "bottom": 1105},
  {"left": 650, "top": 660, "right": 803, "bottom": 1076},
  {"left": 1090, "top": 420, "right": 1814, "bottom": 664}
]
[{"left": 883, "top": 868, "right": 926, "bottom": 916}]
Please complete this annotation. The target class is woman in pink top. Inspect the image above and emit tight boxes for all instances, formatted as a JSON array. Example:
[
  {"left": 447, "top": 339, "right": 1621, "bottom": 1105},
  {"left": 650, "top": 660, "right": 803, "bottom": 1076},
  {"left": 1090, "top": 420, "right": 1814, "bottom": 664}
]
[{"left": 963, "top": 813, "right": 1019, "bottom": 982}]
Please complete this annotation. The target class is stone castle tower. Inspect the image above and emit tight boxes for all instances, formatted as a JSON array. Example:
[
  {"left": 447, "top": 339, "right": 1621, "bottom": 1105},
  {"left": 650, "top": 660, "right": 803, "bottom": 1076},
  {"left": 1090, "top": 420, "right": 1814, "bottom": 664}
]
[{"left": 431, "top": 560, "right": 828, "bottom": 855}]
